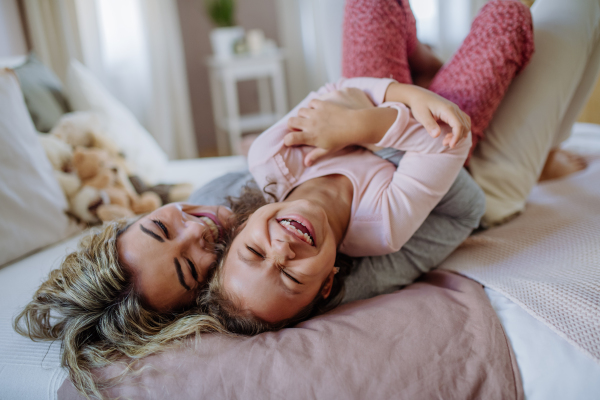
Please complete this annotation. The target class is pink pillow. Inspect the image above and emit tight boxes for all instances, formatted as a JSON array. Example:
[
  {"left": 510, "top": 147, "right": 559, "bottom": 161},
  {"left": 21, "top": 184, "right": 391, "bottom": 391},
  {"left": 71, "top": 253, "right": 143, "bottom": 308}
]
[{"left": 59, "top": 271, "right": 522, "bottom": 400}]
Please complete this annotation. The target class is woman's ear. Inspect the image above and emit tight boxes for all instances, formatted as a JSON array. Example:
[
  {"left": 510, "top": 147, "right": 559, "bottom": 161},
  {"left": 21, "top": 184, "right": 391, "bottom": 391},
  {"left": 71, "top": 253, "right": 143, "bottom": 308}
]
[{"left": 320, "top": 269, "right": 336, "bottom": 299}]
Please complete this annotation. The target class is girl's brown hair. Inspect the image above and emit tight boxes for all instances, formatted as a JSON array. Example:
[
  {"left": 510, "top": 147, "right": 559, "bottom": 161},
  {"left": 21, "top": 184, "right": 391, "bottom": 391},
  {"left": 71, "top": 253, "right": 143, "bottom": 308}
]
[{"left": 198, "top": 185, "right": 350, "bottom": 335}]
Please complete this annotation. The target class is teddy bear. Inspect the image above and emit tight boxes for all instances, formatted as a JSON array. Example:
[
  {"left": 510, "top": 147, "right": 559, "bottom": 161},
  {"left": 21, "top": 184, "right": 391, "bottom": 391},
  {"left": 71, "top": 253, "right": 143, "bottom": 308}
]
[
  {"left": 71, "top": 146, "right": 162, "bottom": 222},
  {"left": 38, "top": 111, "right": 192, "bottom": 223}
]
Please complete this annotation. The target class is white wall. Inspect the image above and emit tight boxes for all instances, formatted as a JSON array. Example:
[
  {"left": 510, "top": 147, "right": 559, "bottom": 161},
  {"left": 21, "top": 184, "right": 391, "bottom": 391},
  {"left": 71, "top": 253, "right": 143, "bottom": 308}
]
[{"left": 0, "top": 0, "right": 27, "bottom": 57}]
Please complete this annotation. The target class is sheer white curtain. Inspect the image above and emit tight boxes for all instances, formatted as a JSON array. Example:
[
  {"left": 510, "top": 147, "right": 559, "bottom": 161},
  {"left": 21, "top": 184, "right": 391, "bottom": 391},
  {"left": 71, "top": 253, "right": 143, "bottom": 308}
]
[
  {"left": 410, "top": 0, "right": 489, "bottom": 60},
  {"left": 23, "top": 0, "right": 197, "bottom": 159}
]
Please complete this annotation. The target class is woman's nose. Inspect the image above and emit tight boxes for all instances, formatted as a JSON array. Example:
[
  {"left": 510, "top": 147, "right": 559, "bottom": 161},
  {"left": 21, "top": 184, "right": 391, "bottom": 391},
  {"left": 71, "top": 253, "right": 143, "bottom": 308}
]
[
  {"left": 271, "top": 239, "right": 295, "bottom": 260},
  {"left": 181, "top": 220, "right": 210, "bottom": 245}
]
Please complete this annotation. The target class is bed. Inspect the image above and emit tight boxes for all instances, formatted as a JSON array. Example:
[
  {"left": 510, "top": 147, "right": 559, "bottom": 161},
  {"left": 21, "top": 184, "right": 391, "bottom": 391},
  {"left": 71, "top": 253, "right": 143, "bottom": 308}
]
[
  {"left": 0, "top": 123, "right": 598, "bottom": 400},
  {"left": 2, "top": 46, "right": 600, "bottom": 399}
]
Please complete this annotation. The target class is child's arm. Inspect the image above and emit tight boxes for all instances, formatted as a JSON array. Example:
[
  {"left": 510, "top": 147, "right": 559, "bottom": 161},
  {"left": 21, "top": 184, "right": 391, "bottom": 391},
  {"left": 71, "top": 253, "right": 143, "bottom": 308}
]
[
  {"left": 383, "top": 82, "right": 471, "bottom": 147},
  {"left": 284, "top": 83, "right": 470, "bottom": 166}
]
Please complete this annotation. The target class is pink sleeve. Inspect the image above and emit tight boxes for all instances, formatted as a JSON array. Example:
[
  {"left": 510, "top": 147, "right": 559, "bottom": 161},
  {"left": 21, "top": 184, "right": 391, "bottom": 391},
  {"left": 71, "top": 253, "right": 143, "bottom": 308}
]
[
  {"left": 333, "top": 77, "right": 396, "bottom": 105},
  {"left": 374, "top": 102, "right": 472, "bottom": 252}
]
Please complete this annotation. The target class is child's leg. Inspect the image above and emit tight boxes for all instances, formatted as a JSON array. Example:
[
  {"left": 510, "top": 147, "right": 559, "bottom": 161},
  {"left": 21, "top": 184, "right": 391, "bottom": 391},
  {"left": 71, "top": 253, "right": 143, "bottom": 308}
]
[
  {"left": 428, "top": 0, "right": 535, "bottom": 161},
  {"left": 468, "top": 0, "right": 600, "bottom": 225},
  {"left": 342, "top": 0, "right": 417, "bottom": 83}
]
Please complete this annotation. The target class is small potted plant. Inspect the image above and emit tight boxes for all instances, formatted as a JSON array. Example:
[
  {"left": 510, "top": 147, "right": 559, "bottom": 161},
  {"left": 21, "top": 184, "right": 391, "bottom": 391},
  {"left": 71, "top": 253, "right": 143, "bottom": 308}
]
[{"left": 204, "top": 0, "right": 244, "bottom": 59}]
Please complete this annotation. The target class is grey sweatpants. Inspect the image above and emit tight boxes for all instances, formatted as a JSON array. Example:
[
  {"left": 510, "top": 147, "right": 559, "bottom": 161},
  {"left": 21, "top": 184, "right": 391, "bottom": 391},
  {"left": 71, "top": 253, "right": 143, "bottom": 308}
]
[{"left": 189, "top": 149, "right": 485, "bottom": 304}]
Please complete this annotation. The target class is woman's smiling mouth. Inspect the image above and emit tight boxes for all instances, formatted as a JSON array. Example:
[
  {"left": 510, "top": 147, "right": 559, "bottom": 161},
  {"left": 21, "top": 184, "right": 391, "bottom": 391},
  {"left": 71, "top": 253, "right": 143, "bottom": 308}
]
[{"left": 189, "top": 213, "right": 222, "bottom": 241}]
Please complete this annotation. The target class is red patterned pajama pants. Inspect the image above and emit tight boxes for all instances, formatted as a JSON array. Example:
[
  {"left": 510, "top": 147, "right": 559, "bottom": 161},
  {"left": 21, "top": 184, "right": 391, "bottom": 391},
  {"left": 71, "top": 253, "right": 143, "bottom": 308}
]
[{"left": 342, "top": 0, "right": 535, "bottom": 162}]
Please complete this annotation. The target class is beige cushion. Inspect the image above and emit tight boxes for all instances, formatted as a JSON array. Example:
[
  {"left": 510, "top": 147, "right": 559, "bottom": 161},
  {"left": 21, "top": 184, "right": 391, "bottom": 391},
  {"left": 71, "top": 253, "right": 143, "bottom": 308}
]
[
  {"left": 0, "top": 70, "right": 79, "bottom": 266},
  {"left": 65, "top": 60, "right": 168, "bottom": 184}
]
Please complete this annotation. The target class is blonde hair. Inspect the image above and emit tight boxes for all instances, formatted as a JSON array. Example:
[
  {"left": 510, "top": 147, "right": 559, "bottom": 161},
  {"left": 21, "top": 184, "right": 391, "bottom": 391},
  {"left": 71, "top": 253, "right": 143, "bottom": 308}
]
[{"left": 13, "top": 219, "right": 229, "bottom": 399}]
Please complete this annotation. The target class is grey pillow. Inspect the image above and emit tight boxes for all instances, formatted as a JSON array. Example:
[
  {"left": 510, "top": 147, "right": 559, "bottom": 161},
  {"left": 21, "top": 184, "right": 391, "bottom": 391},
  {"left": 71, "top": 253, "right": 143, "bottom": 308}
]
[
  {"left": 13, "top": 53, "right": 70, "bottom": 132},
  {"left": 188, "top": 170, "right": 257, "bottom": 206}
]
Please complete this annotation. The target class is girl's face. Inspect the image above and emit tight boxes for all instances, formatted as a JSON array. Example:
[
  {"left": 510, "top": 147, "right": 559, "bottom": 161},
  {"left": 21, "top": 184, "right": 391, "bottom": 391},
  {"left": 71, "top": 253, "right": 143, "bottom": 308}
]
[
  {"left": 221, "top": 199, "right": 338, "bottom": 324},
  {"left": 118, "top": 203, "right": 232, "bottom": 311}
]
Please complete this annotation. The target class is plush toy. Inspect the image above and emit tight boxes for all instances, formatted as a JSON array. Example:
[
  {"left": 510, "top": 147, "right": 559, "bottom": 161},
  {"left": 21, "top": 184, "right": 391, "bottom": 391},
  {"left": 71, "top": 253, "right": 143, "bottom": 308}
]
[
  {"left": 70, "top": 146, "right": 162, "bottom": 222},
  {"left": 50, "top": 111, "right": 121, "bottom": 159},
  {"left": 38, "top": 111, "right": 190, "bottom": 224}
]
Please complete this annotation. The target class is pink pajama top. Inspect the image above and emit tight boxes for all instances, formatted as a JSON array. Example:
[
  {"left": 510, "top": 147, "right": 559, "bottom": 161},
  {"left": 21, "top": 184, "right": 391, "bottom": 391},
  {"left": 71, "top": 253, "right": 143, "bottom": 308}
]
[{"left": 248, "top": 77, "right": 471, "bottom": 257}]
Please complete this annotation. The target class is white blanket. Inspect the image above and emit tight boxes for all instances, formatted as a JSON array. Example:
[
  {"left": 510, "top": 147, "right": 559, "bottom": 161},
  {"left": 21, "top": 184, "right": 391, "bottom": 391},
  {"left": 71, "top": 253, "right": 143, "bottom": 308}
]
[{"left": 442, "top": 144, "right": 600, "bottom": 363}]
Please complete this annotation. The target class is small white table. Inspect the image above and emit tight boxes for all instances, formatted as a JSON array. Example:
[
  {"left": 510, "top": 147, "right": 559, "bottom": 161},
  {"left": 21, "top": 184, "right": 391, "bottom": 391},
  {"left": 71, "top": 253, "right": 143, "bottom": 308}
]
[{"left": 206, "top": 50, "right": 288, "bottom": 155}]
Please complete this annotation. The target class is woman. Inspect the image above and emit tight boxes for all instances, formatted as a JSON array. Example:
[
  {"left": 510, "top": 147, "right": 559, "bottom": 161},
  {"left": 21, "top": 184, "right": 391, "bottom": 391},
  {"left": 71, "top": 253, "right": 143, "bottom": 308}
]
[{"left": 16, "top": 0, "right": 597, "bottom": 397}]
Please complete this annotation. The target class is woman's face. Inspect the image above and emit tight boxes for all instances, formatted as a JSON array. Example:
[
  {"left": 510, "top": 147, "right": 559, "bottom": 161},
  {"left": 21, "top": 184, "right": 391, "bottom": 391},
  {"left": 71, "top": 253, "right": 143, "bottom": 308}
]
[
  {"left": 221, "top": 199, "right": 338, "bottom": 324},
  {"left": 118, "top": 203, "right": 232, "bottom": 311}
]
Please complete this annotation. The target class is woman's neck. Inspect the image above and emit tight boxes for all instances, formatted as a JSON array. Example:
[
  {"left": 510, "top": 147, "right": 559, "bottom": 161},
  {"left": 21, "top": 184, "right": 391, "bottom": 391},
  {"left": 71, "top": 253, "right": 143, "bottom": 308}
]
[{"left": 284, "top": 175, "right": 353, "bottom": 246}]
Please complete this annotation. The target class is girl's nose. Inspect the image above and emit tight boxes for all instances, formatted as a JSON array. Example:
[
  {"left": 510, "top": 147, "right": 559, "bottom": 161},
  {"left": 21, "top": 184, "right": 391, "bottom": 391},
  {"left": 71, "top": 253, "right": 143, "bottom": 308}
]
[{"left": 271, "top": 239, "right": 296, "bottom": 260}]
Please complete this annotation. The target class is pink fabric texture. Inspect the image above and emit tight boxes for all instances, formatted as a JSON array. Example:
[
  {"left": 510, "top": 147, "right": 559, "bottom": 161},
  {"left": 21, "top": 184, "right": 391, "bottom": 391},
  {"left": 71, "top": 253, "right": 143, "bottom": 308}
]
[
  {"left": 342, "top": 0, "right": 418, "bottom": 84},
  {"left": 248, "top": 77, "right": 471, "bottom": 257},
  {"left": 342, "top": 0, "right": 534, "bottom": 162},
  {"left": 58, "top": 271, "right": 524, "bottom": 400}
]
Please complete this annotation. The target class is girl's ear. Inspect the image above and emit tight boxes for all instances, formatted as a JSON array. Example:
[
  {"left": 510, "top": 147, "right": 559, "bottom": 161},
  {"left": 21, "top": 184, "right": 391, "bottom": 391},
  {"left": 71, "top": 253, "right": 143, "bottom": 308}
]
[{"left": 320, "top": 269, "right": 336, "bottom": 299}]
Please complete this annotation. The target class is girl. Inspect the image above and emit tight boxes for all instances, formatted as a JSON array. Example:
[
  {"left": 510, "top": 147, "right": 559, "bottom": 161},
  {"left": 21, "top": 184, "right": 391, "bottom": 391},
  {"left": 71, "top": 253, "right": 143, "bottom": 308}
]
[{"left": 198, "top": 0, "right": 539, "bottom": 329}]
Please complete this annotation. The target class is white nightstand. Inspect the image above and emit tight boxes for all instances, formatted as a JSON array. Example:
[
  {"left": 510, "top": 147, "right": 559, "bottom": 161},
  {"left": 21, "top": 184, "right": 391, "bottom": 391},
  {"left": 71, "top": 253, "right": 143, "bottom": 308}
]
[{"left": 206, "top": 49, "right": 288, "bottom": 155}]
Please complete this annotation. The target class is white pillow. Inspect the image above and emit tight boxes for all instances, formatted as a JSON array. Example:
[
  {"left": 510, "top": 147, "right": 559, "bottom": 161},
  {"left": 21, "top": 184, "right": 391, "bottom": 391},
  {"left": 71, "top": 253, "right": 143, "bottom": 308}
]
[
  {"left": 0, "top": 70, "right": 80, "bottom": 266},
  {"left": 66, "top": 60, "right": 168, "bottom": 184},
  {"left": 0, "top": 55, "right": 27, "bottom": 69}
]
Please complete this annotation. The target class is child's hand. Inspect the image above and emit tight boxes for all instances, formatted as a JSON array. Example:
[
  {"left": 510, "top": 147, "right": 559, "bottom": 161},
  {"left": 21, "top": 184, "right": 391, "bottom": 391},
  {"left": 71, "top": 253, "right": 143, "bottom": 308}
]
[
  {"left": 385, "top": 83, "right": 471, "bottom": 148},
  {"left": 285, "top": 88, "right": 377, "bottom": 166}
]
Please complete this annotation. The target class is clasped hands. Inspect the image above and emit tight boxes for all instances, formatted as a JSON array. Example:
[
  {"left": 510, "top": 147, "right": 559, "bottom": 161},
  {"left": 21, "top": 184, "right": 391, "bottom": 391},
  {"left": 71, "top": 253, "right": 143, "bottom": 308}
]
[{"left": 284, "top": 84, "right": 471, "bottom": 167}]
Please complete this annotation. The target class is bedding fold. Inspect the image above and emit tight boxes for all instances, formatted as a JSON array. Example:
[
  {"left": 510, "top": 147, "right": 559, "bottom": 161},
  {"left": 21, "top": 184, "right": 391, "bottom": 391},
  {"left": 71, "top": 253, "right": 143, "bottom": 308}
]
[{"left": 58, "top": 271, "right": 522, "bottom": 400}]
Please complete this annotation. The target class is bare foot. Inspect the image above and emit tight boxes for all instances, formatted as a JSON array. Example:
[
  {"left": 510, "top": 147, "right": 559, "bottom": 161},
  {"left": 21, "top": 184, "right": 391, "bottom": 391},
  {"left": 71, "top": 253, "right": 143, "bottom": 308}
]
[{"left": 539, "top": 148, "right": 587, "bottom": 181}]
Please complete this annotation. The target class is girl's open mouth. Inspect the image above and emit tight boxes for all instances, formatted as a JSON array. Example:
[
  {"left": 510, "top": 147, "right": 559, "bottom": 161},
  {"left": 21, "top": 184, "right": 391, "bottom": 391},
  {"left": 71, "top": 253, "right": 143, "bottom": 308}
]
[{"left": 278, "top": 218, "right": 315, "bottom": 246}]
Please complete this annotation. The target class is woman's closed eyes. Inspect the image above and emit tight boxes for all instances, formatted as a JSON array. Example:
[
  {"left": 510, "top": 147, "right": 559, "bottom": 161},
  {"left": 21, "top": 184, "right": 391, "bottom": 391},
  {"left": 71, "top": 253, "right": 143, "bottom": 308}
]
[
  {"left": 145, "top": 219, "right": 202, "bottom": 290},
  {"left": 152, "top": 219, "right": 169, "bottom": 239}
]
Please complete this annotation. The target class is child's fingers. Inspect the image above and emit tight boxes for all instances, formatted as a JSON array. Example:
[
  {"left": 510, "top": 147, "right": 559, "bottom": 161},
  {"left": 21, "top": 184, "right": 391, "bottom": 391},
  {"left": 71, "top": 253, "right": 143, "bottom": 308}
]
[
  {"left": 462, "top": 112, "right": 472, "bottom": 133},
  {"left": 287, "top": 116, "right": 309, "bottom": 132},
  {"left": 304, "top": 148, "right": 331, "bottom": 167},
  {"left": 308, "top": 98, "right": 325, "bottom": 109},
  {"left": 450, "top": 132, "right": 460, "bottom": 148},
  {"left": 443, "top": 133, "right": 453, "bottom": 147},
  {"left": 414, "top": 109, "right": 441, "bottom": 138},
  {"left": 284, "top": 131, "right": 313, "bottom": 147},
  {"left": 443, "top": 112, "right": 466, "bottom": 147}
]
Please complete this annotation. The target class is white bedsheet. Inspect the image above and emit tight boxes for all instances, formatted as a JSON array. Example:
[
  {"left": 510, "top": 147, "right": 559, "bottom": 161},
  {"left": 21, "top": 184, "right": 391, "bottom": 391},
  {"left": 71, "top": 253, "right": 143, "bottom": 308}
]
[
  {"left": 0, "top": 233, "right": 83, "bottom": 400},
  {"left": 487, "top": 288, "right": 600, "bottom": 400}
]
